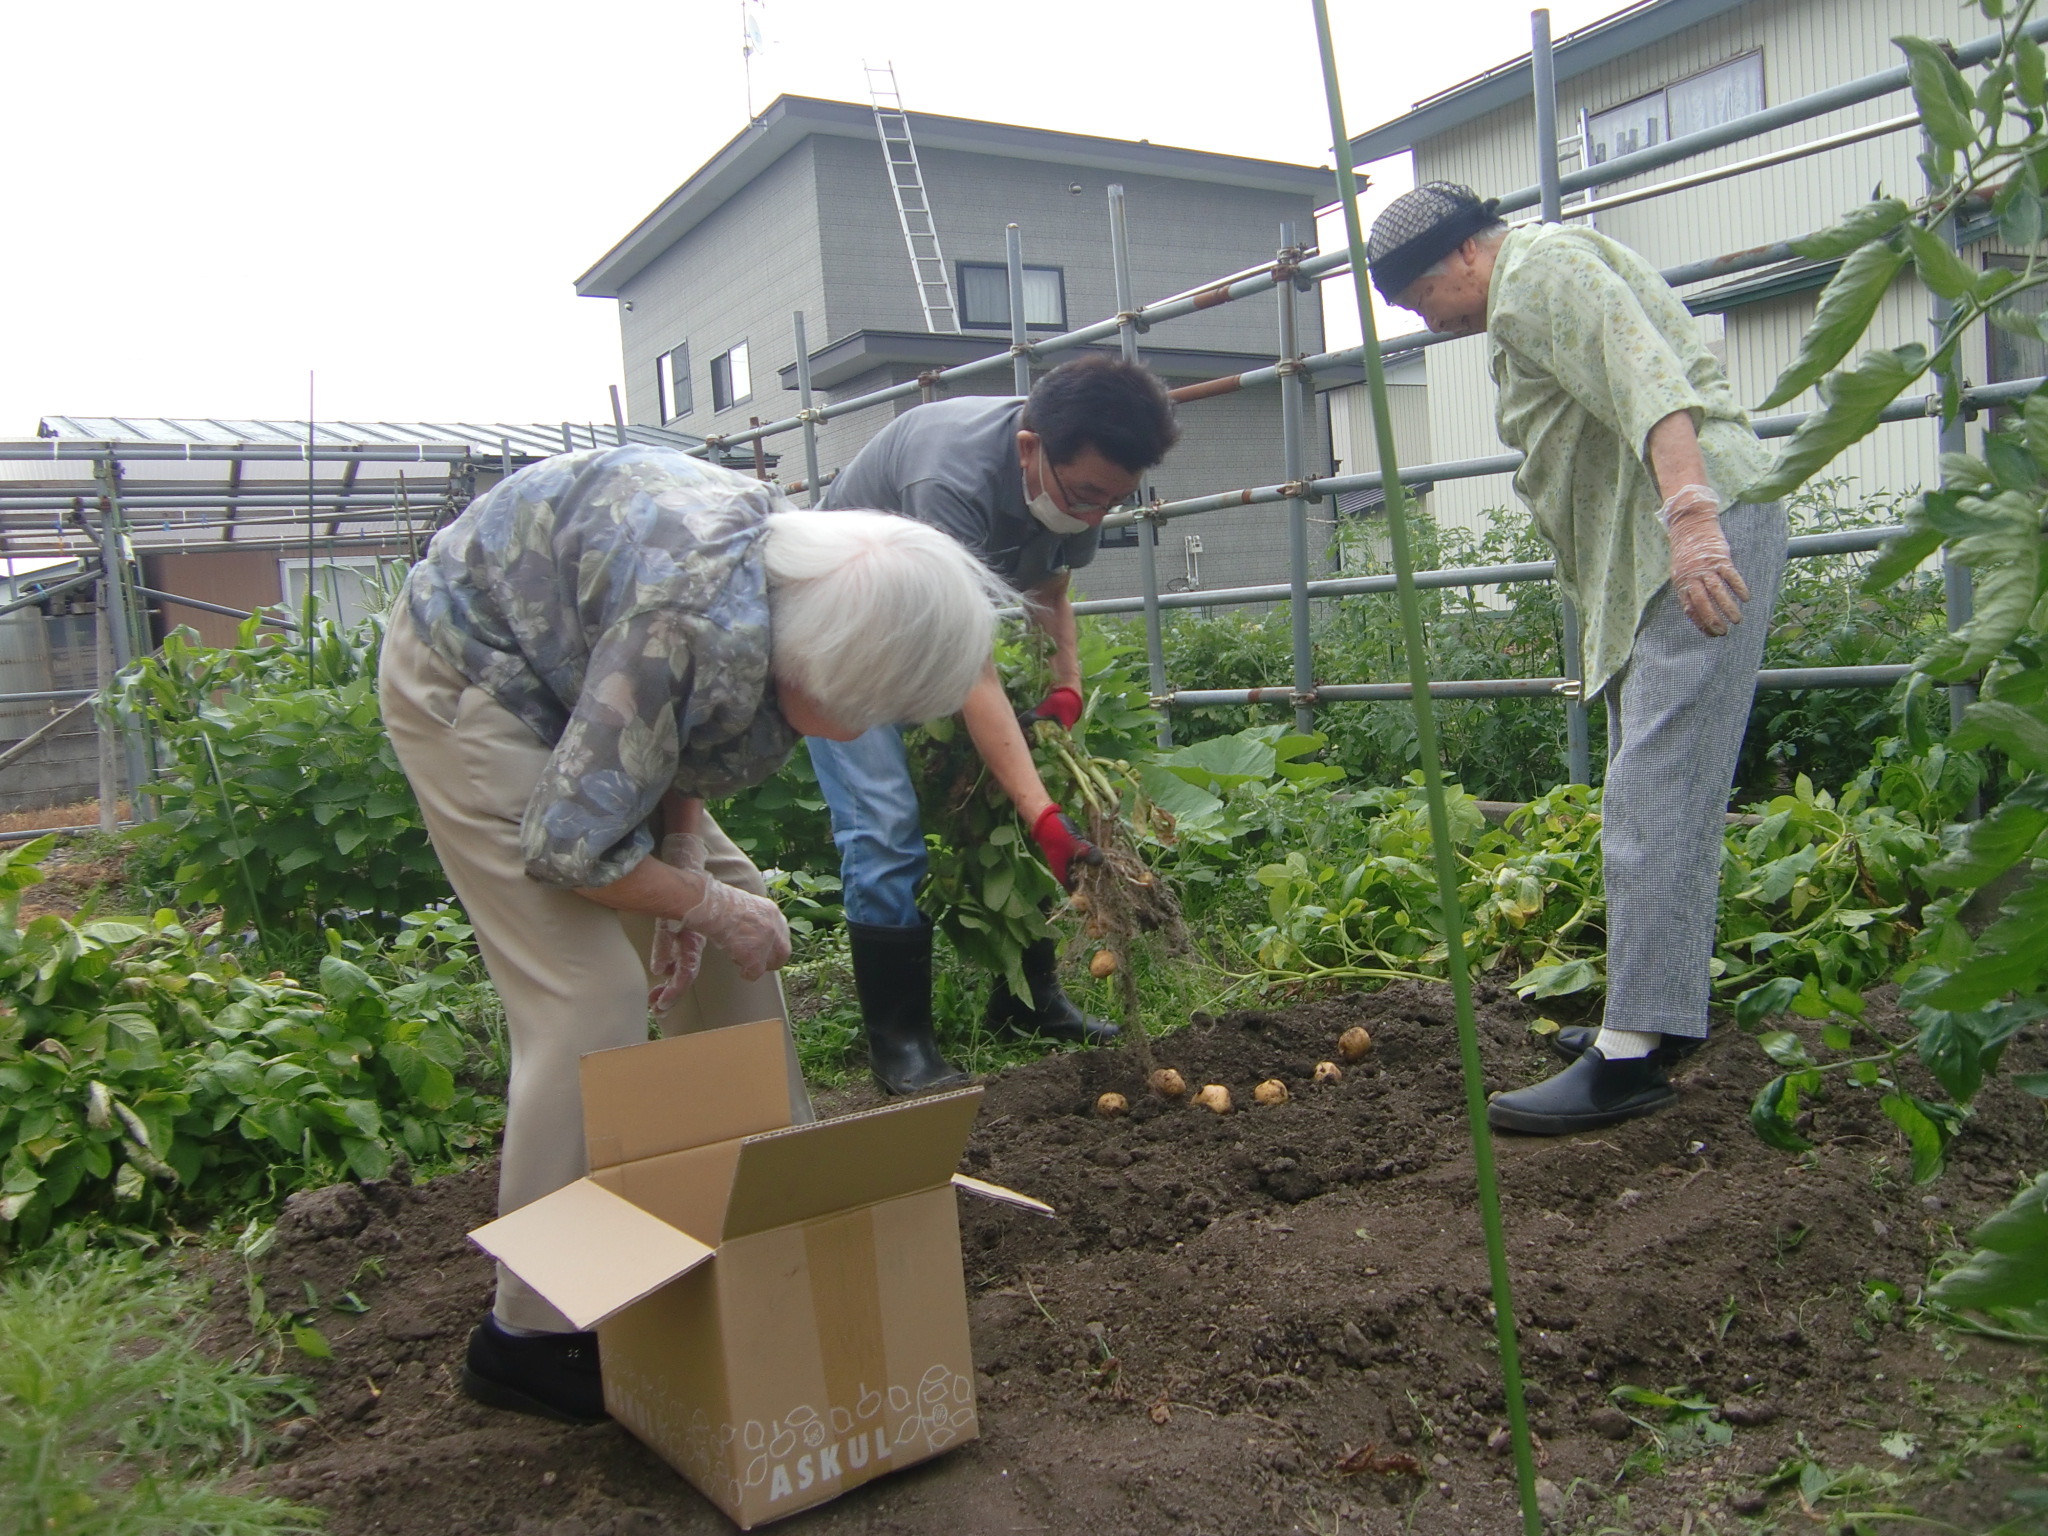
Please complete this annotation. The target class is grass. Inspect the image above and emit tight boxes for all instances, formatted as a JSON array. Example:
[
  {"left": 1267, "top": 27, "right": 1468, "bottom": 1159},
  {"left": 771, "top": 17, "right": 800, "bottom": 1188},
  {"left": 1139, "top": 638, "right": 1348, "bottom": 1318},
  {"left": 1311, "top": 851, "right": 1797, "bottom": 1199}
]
[{"left": 0, "top": 1249, "right": 322, "bottom": 1536}]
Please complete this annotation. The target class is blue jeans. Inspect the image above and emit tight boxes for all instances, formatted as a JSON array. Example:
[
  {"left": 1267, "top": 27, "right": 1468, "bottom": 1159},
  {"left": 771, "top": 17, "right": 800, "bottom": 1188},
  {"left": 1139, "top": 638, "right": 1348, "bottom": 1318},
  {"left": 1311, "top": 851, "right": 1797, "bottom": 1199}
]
[{"left": 807, "top": 725, "right": 928, "bottom": 927}]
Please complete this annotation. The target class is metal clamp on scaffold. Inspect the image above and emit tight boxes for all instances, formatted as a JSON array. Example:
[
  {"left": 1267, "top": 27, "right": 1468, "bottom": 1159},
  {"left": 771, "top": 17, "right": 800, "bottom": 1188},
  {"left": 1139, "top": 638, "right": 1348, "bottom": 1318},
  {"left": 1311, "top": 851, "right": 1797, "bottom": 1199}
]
[
  {"left": 1115, "top": 309, "right": 1153, "bottom": 334},
  {"left": 1277, "top": 477, "right": 1322, "bottom": 503},
  {"left": 794, "top": 408, "right": 822, "bottom": 424},
  {"left": 1552, "top": 679, "right": 1584, "bottom": 701}
]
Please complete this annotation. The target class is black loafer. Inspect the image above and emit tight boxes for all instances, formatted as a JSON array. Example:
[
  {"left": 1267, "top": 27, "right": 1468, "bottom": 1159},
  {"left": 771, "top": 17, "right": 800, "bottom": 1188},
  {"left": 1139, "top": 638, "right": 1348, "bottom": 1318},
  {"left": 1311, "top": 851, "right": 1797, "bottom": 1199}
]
[
  {"left": 1550, "top": 1025, "right": 1705, "bottom": 1068},
  {"left": 460, "top": 1316, "right": 608, "bottom": 1425},
  {"left": 1487, "top": 1048, "right": 1677, "bottom": 1135}
]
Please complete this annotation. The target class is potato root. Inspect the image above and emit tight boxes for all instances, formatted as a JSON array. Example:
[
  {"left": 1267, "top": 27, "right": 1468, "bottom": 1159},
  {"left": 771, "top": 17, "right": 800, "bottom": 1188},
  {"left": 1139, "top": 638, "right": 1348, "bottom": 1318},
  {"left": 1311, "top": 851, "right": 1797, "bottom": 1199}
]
[
  {"left": 1089, "top": 950, "right": 1120, "bottom": 979},
  {"left": 1193, "top": 1084, "right": 1232, "bottom": 1114},
  {"left": 1338, "top": 1025, "right": 1373, "bottom": 1061},
  {"left": 1095, "top": 1092, "right": 1129, "bottom": 1117},
  {"left": 1313, "top": 1060, "right": 1343, "bottom": 1084},
  {"left": 1253, "top": 1078, "right": 1289, "bottom": 1106}
]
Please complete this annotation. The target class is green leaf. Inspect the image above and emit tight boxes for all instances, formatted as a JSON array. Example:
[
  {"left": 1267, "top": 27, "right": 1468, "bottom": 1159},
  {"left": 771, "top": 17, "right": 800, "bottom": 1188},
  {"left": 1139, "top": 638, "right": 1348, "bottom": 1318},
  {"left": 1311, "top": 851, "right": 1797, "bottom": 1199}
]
[
  {"left": 317, "top": 955, "right": 379, "bottom": 1007},
  {"left": 2019, "top": 34, "right": 2048, "bottom": 106},
  {"left": 1913, "top": 488, "right": 2045, "bottom": 679},
  {"left": 1928, "top": 1172, "right": 2048, "bottom": 1312},
  {"left": 1749, "top": 346, "right": 1926, "bottom": 500},
  {"left": 1756, "top": 244, "right": 1910, "bottom": 410},
  {"left": 1790, "top": 197, "right": 1911, "bottom": 261},
  {"left": 1750, "top": 1073, "right": 1815, "bottom": 1153},
  {"left": 1758, "top": 1030, "right": 1815, "bottom": 1068},
  {"left": 1136, "top": 762, "right": 1224, "bottom": 828},
  {"left": 1951, "top": 700, "right": 2048, "bottom": 773},
  {"left": 1156, "top": 731, "right": 1277, "bottom": 790},
  {"left": 2013, "top": 1071, "right": 2048, "bottom": 1097},
  {"left": 1513, "top": 958, "right": 1597, "bottom": 998},
  {"left": 291, "top": 1324, "right": 333, "bottom": 1359},
  {"left": 1736, "top": 975, "right": 1804, "bottom": 1028},
  {"left": 1895, "top": 35, "right": 1978, "bottom": 154},
  {"left": 1924, "top": 775, "right": 2048, "bottom": 888},
  {"left": 383, "top": 1041, "right": 456, "bottom": 1112},
  {"left": 1863, "top": 494, "right": 1949, "bottom": 589},
  {"left": 1902, "top": 222, "right": 1977, "bottom": 303},
  {"left": 1879, "top": 1091, "right": 1949, "bottom": 1184}
]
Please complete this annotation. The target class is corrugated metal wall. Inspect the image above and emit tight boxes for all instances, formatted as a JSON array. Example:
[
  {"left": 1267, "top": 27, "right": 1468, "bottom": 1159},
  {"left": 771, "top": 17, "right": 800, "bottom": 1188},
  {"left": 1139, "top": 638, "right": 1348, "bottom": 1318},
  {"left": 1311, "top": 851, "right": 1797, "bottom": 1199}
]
[{"left": 1406, "top": 0, "right": 2005, "bottom": 531}]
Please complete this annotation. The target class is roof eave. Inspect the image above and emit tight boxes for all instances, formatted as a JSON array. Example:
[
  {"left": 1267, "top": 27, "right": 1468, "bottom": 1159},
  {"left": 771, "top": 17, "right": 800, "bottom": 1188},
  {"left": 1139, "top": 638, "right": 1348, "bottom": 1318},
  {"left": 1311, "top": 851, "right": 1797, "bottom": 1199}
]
[
  {"left": 576, "top": 96, "right": 1337, "bottom": 299},
  {"left": 1347, "top": 0, "right": 1752, "bottom": 162}
]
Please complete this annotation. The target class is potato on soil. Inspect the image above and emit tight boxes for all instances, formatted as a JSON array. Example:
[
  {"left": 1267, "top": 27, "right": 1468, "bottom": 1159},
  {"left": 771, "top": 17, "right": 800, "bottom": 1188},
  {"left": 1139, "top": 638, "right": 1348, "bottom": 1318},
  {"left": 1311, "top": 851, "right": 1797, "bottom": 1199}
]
[
  {"left": 1313, "top": 1060, "right": 1343, "bottom": 1084},
  {"left": 1193, "top": 1084, "right": 1232, "bottom": 1114},
  {"left": 1337, "top": 1025, "right": 1373, "bottom": 1061},
  {"left": 1095, "top": 1092, "right": 1128, "bottom": 1117},
  {"left": 1089, "top": 950, "right": 1119, "bottom": 979},
  {"left": 1253, "top": 1078, "right": 1289, "bottom": 1106},
  {"left": 1149, "top": 1068, "right": 1186, "bottom": 1099}
]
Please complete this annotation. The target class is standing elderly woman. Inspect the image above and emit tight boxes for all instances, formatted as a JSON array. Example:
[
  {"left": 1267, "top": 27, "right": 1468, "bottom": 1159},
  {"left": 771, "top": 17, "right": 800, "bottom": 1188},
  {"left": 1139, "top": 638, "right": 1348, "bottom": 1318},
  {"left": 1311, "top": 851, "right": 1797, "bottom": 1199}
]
[
  {"left": 378, "top": 445, "right": 1005, "bottom": 1424},
  {"left": 1366, "top": 183, "right": 1785, "bottom": 1136}
]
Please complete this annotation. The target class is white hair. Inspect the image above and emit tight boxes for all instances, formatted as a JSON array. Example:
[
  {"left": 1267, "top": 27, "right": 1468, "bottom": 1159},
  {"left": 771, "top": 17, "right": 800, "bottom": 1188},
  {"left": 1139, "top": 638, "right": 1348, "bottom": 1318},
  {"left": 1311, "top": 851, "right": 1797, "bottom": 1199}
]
[
  {"left": 761, "top": 509, "right": 1009, "bottom": 732},
  {"left": 1417, "top": 220, "right": 1512, "bottom": 281}
]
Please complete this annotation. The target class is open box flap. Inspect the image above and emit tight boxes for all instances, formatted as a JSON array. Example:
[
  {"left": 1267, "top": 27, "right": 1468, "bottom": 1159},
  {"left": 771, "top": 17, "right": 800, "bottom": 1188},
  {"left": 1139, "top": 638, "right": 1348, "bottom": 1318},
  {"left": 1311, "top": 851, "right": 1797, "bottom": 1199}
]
[
  {"left": 952, "top": 1173, "right": 1055, "bottom": 1216},
  {"left": 580, "top": 1018, "right": 791, "bottom": 1170},
  {"left": 469, "top": 1179, "right": 714, "bottom": 1331},
  {"left": 722, "top": 1086, "right": 983, "bottom": 1240}
]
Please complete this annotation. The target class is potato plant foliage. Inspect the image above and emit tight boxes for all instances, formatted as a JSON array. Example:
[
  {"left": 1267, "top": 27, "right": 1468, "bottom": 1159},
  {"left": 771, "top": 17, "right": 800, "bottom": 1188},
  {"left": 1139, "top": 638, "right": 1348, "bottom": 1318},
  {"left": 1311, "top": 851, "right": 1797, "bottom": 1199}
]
[
  {"left": 1740, "top": 0, "right": 2048, "bottom": 1175},
  {"left": 0, "top": 837, "right": 498, "bottom": 1252},
  {"left": 119, "top": 610, "right": 448, "bottom": 934}
]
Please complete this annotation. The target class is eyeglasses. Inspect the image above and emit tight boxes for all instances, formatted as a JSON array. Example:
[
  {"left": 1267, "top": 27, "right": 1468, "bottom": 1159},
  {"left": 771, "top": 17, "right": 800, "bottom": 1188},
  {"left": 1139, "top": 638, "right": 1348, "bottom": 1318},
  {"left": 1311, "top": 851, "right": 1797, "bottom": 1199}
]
[{"left": 1046, "top": 458, "right": 1126, "bottom": 517}]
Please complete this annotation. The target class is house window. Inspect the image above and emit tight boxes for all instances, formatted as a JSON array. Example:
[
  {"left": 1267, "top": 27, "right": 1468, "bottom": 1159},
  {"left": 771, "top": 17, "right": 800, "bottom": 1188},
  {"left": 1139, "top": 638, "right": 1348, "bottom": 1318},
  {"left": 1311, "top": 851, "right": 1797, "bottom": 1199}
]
[
  {"left": 957, "top": 263, "right": 1067, "bottom": 331},
  {"left": 710, "top": 342, "right": 751, "bottom": 412},
  {"left": 656, "top": 345, "right": 692, "bottom": 422},
  {"left": 280, "top": 555, "right": 404, "bottom": 630},
  {"left": 1587, "top": 53, "right": 1764, "bottom": 169}
]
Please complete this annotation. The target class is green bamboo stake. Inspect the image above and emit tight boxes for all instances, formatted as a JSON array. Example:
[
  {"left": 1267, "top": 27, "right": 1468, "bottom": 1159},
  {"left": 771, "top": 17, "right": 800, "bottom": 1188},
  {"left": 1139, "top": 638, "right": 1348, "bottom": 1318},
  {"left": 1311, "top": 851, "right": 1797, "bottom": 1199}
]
[{"left": 1308, "top": 6, "right": 1542, "bottom": 1532}]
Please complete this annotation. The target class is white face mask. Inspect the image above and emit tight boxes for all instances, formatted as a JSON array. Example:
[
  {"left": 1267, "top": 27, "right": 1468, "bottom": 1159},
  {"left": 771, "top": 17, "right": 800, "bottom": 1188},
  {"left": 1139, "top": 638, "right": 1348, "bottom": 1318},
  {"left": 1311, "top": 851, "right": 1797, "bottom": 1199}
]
[{"left": 1023, "top": 456, "right": 1092, "bottom": 536}]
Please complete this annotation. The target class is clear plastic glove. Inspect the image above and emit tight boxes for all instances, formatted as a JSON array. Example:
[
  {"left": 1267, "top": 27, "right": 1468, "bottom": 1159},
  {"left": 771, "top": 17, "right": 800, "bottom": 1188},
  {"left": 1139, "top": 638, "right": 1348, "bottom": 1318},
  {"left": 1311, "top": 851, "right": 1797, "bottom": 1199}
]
[
  {"left": 678, "top": 873, "right": 791, "bottom": 983},
  {"left": 1661, "top": 483, "right": 1750, "bottom": 637},
  {"left": 648, "top": 833, "right": 707, "bottom": 1013}
]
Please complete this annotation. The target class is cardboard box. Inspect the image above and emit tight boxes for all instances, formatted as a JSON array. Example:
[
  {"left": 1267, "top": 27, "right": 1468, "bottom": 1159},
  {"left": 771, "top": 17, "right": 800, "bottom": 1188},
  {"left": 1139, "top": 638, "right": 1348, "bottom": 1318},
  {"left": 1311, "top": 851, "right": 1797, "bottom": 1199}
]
[{"left": 470, "top": 1018, "right": 1047, "bottom": 1528}]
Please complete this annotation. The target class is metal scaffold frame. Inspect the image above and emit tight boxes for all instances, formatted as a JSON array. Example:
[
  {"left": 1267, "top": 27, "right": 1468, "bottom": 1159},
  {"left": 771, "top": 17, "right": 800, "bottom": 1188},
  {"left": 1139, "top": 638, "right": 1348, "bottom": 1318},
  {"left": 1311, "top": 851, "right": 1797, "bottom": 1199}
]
[{"left": 685, "top": 10, "right": 2047, "bottom": 786}]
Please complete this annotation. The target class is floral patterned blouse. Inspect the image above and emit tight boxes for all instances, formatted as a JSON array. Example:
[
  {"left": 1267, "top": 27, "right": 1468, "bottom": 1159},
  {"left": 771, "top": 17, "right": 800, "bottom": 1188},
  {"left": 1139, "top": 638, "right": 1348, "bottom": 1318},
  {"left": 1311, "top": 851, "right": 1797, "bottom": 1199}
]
[
  {"left": 404, "top": 446, "right": 797, "bottom": 888},
  {"left": 1486, "top": 223, "right": 1773, "bottom": 699}
]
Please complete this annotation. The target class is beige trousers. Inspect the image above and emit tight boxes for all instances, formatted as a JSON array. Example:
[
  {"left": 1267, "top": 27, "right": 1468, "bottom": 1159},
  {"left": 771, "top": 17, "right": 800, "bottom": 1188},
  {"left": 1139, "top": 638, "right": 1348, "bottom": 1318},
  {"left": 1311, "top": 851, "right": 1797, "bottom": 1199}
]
[{"left": 378, "top": 607, "right": 813, "bottom": 1332}]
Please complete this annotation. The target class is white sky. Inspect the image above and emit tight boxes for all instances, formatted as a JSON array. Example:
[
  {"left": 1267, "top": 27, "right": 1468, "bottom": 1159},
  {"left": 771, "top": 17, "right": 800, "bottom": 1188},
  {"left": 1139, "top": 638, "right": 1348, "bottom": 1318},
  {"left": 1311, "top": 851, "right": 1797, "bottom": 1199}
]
[{"left": 0, "top": 0, "right": 1625, "bottom": 438}]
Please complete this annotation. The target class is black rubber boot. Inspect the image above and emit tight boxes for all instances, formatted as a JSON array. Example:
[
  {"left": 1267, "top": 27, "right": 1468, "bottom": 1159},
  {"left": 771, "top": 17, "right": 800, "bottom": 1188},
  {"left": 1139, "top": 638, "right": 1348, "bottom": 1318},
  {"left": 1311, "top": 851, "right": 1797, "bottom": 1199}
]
[
  {"left": 1550, "top": 1025, "right": 1705, "bottom": 1069},
  {"left": 1486, "top": 1048, "right": 1678, "bottom": 1135},
  {"left": 985, "top": 939, "right": 1120, "bottom": 1046},
  {"left": 460, "top": 1316, "right": 608, "bottom": 1425},
  {"left": 848, "top": 920, "right": 969, "bottom": 1095}
]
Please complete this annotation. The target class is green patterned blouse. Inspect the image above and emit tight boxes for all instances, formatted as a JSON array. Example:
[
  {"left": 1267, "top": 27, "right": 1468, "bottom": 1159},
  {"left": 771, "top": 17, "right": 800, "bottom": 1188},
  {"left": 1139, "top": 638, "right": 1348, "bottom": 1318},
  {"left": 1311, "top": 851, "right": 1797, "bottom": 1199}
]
[
  {"left": 1486, "top": 223, "right": 1773, "bottom": 699},
  {"left": 404, "top": 446, "right": 797, "bottom": 888}
]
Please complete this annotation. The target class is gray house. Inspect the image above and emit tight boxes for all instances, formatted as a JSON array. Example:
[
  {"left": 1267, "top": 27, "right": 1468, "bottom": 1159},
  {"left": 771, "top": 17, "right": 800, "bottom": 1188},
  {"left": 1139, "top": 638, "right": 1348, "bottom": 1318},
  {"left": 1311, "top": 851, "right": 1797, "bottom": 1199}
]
[{"left": 575, "top": 96, "right": 1338, "bottom": 597}]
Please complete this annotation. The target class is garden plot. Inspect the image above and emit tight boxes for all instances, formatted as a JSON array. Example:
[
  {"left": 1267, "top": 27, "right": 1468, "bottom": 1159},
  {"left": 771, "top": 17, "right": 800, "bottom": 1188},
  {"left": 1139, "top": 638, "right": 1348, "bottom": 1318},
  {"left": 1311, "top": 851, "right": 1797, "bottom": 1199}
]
[{"left": 214, "top": 987, "right": 2048, "bottom": 1536}]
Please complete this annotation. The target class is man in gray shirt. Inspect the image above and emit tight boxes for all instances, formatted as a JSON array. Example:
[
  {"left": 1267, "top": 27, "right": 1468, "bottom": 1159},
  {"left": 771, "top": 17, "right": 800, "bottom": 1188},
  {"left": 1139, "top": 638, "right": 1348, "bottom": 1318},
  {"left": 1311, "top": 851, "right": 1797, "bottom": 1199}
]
[{"left": 815, "top": 354, "right": 1180, "bottom": 1093}]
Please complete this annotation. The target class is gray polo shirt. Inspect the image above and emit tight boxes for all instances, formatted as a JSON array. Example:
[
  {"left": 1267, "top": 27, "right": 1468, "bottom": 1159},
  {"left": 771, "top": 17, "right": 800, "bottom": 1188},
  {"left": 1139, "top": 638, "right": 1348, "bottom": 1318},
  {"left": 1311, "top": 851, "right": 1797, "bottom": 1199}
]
[{"left": 820, "top": 396, "right": 1098, "bottom": 592}]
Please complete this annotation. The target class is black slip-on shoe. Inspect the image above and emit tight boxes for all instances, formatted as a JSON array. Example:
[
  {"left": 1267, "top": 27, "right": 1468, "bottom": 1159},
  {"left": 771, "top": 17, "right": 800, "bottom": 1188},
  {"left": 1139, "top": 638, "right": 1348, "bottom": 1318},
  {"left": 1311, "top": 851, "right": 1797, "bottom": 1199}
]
[
  {"left": 1549, "top": 1025, "right": 1706, "bottom": 1069},
  {"left": 460, "top": 1316, "right": 608, "bottom": 1425},
  {"left": 1486, "top": 1048, "right": 1678, "bottom": 1135}
]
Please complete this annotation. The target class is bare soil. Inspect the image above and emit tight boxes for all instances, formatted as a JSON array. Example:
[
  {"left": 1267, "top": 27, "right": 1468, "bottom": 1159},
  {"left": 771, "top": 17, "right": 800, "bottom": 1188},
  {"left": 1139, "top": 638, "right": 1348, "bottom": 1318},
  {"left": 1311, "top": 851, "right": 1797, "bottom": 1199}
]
[{"left": 210, "top": 984, "right": 2048, "bottom": 1535}]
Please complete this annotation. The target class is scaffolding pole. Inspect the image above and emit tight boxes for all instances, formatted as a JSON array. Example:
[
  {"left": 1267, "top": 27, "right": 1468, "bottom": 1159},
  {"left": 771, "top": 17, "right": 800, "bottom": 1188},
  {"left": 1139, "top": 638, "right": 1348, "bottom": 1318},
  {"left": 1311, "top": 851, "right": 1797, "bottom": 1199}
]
[
  {"left": 1276, "top": 224, "right": 1317, "bottom": 735},
  {"left": 1006, "top": 224, "right": 1033, "bottom": 397},
  {"left": 792, "top": 310, "right": 824, "bottom": 508},
  {"left": 1109, "top": 184, "right": 1173, "bottom": 747},
  {"left": 1532, "top": 7, "right": 1591, "bottom": 784}
]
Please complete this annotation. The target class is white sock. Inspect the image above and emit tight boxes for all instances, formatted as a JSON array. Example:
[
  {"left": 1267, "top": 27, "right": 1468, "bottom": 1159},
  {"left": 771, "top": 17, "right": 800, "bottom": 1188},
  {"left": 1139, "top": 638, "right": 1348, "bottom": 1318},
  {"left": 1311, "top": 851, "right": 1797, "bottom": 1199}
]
[
  {"left": 1594, "top": 1027, "right": 1661, "bottom": 1060},
  {"left": 492, "top": 1315, "right": 556, "bottom": 1338}
]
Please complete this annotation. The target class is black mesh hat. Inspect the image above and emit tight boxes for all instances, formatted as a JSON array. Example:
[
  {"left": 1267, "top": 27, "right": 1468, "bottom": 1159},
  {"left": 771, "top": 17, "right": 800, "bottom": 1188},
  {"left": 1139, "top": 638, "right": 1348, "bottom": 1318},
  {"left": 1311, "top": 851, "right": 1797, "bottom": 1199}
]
[{"left": 1366, "top": 182, "right": 1503, "bottom": 303}]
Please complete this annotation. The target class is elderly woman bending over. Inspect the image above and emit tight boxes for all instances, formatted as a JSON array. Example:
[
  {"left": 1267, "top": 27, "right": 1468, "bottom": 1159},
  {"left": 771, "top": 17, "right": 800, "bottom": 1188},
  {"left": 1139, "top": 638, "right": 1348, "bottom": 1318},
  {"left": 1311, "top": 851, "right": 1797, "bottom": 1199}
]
[{"left": 378, "top": 445, "right": 1006, "bottom": 1426}]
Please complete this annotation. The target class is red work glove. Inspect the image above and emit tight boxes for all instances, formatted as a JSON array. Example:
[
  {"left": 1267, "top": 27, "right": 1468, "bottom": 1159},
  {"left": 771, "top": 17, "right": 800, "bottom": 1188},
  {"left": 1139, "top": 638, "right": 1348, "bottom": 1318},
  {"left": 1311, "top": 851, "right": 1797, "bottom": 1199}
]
[
  {"left": 1030, "top": 805, "right": 1104, "bottom": 891},
  {"left": 1017, "top": 686, "right": 1083, "bottom": 733}
]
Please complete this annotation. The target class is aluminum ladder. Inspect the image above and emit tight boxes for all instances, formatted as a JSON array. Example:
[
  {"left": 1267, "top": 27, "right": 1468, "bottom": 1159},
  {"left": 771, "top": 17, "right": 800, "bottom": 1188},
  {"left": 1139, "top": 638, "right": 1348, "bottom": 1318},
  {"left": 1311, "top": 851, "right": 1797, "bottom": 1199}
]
[{"left": 864, "top": 63, "right": 958, "bottom": 334}]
